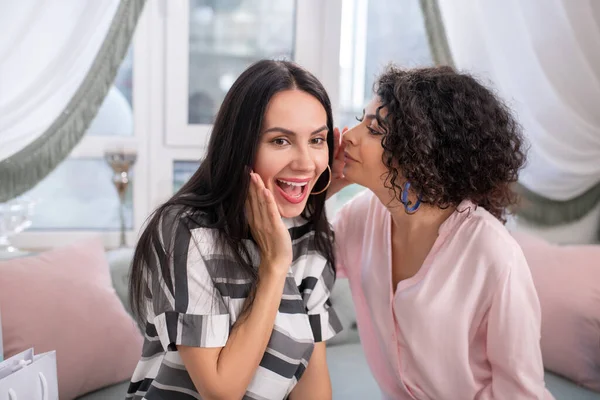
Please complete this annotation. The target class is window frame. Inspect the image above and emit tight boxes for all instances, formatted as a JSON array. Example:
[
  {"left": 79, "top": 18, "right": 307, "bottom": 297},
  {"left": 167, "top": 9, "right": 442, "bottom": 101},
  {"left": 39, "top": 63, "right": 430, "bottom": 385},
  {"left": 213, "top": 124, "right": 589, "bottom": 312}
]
[{"left": 13, "top": 0, "right": 343, "bottom": 250}]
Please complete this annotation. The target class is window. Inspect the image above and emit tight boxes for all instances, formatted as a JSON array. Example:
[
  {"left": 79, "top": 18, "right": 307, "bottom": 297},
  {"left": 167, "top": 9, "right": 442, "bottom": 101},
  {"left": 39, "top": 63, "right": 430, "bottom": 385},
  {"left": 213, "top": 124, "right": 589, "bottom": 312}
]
[
  {"left": 23, "top": 46, "right": 135, "bottom": 232},
  {"left": 24, "top": 159, "right": 133, "bottom": 230},
  {"left": 173, "top": 160, "right": 200, "bottom": 193},
  {"left": 88, "top": 46, "right": 134, "bottom": 136},
  {"left": 188, "top": 0, "right": 296, "bottom": 125},
  {"left": 331, "top": 0, "right": 433, "bottom": 213},
  {"left": 165, "top": 0, "right": 298, "bottom": 147},
  {"left": 12, "top": 0, "right": 437, "bottom": 249}
]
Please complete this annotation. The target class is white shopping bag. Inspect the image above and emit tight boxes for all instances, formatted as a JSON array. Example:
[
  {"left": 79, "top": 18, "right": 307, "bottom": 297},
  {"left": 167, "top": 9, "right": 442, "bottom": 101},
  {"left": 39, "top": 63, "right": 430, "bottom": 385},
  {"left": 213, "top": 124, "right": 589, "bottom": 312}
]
[{"left": 0, "top": 348, "right": 58, "bottom": 400}]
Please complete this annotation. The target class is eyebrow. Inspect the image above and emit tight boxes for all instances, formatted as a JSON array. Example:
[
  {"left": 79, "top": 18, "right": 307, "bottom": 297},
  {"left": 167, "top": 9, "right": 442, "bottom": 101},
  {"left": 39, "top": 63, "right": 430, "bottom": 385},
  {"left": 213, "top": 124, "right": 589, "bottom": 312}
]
[
  {"left": 262, "top": 125, "right": 328, "bottom": 136},
  {"left": 359, "top": 109, "right": 377, "bottom": 121}
]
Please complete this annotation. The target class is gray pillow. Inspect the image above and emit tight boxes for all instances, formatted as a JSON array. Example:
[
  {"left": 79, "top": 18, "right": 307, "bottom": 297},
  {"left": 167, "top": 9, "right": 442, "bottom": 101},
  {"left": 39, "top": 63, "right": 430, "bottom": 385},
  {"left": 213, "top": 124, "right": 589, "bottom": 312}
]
[{"left": 106, "top": 248, "right": 135, "bottom": 315}]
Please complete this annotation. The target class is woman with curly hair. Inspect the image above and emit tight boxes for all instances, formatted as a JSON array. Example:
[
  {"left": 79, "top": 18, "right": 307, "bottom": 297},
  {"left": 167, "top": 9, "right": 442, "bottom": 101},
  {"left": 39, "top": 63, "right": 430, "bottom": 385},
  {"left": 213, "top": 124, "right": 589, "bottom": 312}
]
[{"left": 326, "top": 66, "right": 555, "bottom": 399}]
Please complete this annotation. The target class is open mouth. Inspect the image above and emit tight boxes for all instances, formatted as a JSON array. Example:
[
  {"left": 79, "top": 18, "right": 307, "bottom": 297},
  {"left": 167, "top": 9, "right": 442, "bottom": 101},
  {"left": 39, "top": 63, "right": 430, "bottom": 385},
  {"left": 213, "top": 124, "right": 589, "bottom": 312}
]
[{"left": 275, "top": 179, "right": 310, "bottom": 204}]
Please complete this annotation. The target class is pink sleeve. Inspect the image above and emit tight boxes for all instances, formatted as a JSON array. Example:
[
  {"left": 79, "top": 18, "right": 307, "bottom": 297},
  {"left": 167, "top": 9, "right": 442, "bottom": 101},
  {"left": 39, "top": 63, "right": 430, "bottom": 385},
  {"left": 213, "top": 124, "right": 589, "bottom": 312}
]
[{"left": 486, "top": 251, "right": 548, "bottom": 399}]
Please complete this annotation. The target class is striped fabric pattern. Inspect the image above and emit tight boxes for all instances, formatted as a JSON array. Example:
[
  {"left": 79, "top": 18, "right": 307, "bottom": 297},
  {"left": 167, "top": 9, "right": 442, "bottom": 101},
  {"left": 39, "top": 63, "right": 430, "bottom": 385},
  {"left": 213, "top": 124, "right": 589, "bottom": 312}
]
[{"left": 126, "top": 207, "right": 342, "bottom": 400}]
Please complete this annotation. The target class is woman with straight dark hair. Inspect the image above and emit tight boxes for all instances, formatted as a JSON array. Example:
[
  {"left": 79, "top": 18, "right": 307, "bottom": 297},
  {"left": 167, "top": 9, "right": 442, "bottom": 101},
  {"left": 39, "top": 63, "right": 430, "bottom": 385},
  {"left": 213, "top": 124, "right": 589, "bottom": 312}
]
[{"left": 126, "top": 60, "right": 342, "bottom": 400}]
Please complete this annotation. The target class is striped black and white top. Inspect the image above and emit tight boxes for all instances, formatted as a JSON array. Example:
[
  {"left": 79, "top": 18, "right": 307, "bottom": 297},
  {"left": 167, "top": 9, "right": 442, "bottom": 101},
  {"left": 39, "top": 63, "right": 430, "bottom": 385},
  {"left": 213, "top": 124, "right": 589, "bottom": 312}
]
[{"left": 126, "top": 207, "right": 342, "bottom": 400}]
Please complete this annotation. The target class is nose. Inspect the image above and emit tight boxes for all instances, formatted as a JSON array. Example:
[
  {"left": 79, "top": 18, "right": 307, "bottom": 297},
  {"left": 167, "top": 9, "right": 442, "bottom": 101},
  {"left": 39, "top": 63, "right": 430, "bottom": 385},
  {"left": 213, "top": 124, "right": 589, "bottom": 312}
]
[
  {"left": 342, "top": 125, "right": 358, "bottom": 146},
  {"left": 290, "top": 143, "right": 316, "bottom": 173}
]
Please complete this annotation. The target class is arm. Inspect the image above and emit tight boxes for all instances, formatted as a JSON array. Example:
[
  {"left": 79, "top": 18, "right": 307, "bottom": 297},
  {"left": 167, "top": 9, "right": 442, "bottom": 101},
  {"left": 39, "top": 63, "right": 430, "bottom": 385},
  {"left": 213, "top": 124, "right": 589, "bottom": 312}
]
[
  {"left": 179, "top": 267, "right": 287, "bottom": 400},
  {"left": 486, "top": 253, "right": 547, "bottom": 399},
  {"left": 289, "top": 257, "right": 342, "bottom": 399},
  {"left": 178, "top": 171, "right": 293, "bottom": 400},
  {"left": 288, "top": 342, "right": 331, "bottom": 400}
]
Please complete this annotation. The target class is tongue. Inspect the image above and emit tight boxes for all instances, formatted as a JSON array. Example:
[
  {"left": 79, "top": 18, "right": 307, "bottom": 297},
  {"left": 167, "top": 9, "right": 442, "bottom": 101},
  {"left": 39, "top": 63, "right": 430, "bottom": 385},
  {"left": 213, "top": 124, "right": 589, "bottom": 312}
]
[{"left": 280, "top": 182, "right": 302, "bottom": 196}]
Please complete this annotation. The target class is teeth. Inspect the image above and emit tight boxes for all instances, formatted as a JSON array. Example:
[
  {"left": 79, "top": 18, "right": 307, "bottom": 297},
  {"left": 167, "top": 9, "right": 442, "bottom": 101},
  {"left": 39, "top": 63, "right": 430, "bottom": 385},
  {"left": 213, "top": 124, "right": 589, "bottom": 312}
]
[{"left": 277, "top": 179, "right": 308, "bottom": 187}]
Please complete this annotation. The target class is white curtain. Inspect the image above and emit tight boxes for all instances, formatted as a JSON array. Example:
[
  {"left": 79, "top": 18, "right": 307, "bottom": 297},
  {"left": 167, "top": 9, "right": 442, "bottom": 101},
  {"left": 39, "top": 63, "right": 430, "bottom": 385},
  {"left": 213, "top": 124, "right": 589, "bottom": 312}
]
[
  {"left": 438, "top": 0, "right": 600, "bottom": 201},
  {"left": 0, "top": 0, "right": 120, "bottom": 160}
]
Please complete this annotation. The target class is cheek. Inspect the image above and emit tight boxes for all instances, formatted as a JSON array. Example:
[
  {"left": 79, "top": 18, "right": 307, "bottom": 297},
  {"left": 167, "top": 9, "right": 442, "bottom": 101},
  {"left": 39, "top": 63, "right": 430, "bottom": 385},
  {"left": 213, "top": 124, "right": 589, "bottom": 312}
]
[
  {"left": 253, "top": 146, "right": 278, "bottom": 184},
  {"left": 315, "top": 150, "right": 330, "bottom": 175},
  {"left": 362, "top": 141, "right": 384, "bottom": 170}
]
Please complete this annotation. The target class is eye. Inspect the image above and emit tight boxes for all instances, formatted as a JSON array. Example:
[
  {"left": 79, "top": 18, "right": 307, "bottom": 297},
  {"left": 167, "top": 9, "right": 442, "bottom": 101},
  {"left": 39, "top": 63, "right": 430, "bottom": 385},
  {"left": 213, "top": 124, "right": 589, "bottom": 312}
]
[
  {"left": 367, "top": 126, "right": 383, "bottom": 136},
  {"left": 272, "top": 138, "right": 290, "bottom": 146},
  {"left": 311, "top": 137, "right": 326, "bottom": 145}
]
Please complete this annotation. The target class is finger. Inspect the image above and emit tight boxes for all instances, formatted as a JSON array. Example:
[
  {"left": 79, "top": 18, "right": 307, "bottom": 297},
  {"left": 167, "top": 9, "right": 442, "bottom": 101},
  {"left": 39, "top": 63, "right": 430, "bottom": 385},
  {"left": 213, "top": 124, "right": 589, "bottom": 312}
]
[
  {"left": 335, "top": 140, "right": 347, "bottom": 161},
  {"left": 333, "top": 127, "right": 341, "bottom": 158},
  {"left": 342, "top": 126, "right": 349, "bottom": 134},
  {"left": 248, "top": 173, "right": 262, "bottom": 226},
  {"left": 252, "top": 172, "right": 280, "bottom": 223},
  {"left": 332, "top": 159, "right": 345, "bottom": 179},
  {"left": 263, "top": 188, "right": 282, "bottom": 225},
  {"left": 252, "top": 172, "right": 269, "bottom": 222}
]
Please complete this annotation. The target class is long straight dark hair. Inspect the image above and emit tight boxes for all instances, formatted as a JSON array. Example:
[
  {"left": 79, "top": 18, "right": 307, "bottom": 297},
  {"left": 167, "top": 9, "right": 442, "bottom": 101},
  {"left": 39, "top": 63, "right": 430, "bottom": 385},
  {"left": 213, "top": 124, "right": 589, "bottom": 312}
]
[{"left": 129, "top": 60, "right": 336, "bottom": 325}]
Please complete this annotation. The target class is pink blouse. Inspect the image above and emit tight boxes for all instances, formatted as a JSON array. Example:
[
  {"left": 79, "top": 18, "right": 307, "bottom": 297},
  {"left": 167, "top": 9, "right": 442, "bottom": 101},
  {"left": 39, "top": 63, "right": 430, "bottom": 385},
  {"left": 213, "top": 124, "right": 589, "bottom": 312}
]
[{"left": 333, "top": 190, "right": 554, "bottom": 400}]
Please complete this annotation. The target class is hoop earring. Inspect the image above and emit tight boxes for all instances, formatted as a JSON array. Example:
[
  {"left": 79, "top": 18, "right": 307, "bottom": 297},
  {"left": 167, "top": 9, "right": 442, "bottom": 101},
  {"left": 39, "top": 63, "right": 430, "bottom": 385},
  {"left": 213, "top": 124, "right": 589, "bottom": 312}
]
[
  {"left": 311, "top": 165, "right": 332, "bottom": 195},
  {"left": 401, "top": 181, "right": 422, "bottom": 214}
]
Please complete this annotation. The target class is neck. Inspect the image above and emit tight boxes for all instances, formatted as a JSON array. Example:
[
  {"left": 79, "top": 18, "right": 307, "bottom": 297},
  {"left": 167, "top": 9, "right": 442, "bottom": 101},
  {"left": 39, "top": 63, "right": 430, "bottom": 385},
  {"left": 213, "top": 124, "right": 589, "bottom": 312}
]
[{"left": 373, "top": 187, "right": 456, "bottom": 241}]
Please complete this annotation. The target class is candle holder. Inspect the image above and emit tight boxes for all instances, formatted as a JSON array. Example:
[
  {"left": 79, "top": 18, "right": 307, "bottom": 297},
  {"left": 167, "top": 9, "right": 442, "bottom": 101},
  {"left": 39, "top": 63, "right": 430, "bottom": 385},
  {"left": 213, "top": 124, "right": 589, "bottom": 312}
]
[
  {"left": 0, "top": 198, "right": 35, "bottom": 256},
  {"left": 104, "top": 149, "right": 137, "bottom": 247}
]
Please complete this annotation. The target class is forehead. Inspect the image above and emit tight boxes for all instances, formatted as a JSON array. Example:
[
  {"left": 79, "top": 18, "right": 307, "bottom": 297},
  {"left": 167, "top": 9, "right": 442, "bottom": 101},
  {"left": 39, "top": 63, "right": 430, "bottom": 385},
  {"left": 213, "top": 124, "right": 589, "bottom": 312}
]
[
  {"left": 365, "top": 97, "right": 386, "bottom": 117},
  {"left": 263, "top": 89, "right": 327, "bottom": 128}
]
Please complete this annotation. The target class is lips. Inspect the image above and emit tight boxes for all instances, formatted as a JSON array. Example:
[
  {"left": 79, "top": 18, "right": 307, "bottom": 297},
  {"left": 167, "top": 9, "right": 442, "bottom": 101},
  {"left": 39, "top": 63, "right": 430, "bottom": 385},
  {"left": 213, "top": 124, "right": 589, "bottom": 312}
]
[
  {"left": 344, "top": 152, "right": 359, "bottom": 163},
  {"left": 274, "top": 178, "right": 311, "bottom": 204}
]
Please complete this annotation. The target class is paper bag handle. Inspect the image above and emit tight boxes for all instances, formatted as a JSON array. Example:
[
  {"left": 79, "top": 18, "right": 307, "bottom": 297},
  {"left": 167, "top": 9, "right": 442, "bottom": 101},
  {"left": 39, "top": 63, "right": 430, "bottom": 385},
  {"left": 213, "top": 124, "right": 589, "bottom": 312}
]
[
  {"left": 6, "top": 372, "right": 49, "bottom": 400},
  {"left": 38, "top": 372, "right": 48, "bottom": 400}
]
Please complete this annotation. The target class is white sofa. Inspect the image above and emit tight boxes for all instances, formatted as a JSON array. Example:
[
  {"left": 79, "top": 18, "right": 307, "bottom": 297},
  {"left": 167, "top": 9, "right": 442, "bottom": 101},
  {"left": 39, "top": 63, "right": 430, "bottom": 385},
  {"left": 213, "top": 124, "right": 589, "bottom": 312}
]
[{"left": 76, "top": 250, "right": 600, "bottom": 400}]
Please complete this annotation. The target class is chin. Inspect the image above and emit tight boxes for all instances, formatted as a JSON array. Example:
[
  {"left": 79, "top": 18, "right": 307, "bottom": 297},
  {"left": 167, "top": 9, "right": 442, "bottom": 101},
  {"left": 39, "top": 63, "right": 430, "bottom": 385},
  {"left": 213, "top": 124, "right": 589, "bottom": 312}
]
[
  {"left": 276, "top": 202, "right": 307, "bottom": 219},
  {"left": 342, "top": 167, "right": 361, "bottom": 185}
]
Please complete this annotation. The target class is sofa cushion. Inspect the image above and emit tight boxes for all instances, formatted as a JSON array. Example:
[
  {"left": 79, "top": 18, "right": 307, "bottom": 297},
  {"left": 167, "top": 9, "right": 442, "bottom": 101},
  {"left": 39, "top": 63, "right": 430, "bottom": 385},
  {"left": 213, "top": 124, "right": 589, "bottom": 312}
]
[
  {"left": 0, "top": 238, "right": 143, "bottom": 399},
  {"left": 513, "top": 231, "right": 600, "bottom": 393},
  {"left": 106, "top": 247, "right": 135, "bottom": 315},
  {"left": 75, "top": 380, "right": 130, "bottom": 400}
]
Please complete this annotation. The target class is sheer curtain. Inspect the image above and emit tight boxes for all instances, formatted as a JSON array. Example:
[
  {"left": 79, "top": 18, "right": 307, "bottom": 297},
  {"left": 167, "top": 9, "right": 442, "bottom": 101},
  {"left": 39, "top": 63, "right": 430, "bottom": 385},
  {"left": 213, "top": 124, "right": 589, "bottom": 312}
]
[
  {"left": 438, "top": 0, "right": 600, "bottom": 201},
  {"left": 0, "top": 0, "right": 145, "bottom": 202}
]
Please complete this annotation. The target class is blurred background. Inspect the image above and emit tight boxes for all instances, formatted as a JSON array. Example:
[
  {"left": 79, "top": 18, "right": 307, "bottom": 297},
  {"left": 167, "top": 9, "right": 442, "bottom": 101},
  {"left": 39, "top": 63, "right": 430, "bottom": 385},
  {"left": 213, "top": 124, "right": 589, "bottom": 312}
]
[
  {"left": 4, "top": 0, "right": 599, "bottom": 250},
  {"left": 1, "top": 1, "right": 599, "bottom": 399},
  {"left": 1, "top": 0, "right": 439, "bottom": 249}
]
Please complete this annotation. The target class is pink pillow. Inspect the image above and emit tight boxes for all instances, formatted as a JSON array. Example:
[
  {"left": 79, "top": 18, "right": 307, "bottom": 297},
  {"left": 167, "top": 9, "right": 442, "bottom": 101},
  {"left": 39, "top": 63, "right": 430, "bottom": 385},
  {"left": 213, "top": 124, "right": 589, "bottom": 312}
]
[
  {"left": 0, "top": 238, "right": 142, "bottom": 399},
  {"left": 512, "top": 231, "right": 600, "bottom": 392}
]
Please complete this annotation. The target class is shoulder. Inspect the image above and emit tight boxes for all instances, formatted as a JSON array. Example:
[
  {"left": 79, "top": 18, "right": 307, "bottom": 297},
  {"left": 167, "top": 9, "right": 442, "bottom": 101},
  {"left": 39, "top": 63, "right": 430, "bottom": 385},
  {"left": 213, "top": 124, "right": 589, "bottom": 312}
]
[
  {"left": 336, "top": 189, "right": 377, "bottom": 216},
  {"left": 158, "top": 204, "right": 213, "bottom": 231},
  {"left": 156, "top": 204, "right": 214, "bottom": 239},
  {"left": 143, "top": 204, "right": 224, "bottom": 268},
  {"left": 452, "top": 204, "right": 526, "bottom": 282}
]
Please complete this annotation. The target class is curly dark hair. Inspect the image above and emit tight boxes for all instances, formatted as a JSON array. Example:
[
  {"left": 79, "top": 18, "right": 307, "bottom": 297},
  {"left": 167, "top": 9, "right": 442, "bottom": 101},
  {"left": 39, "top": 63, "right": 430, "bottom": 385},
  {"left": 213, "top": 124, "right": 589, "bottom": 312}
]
[{"left": 374, "top": 65, "right": 527, "bottom": 222}]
